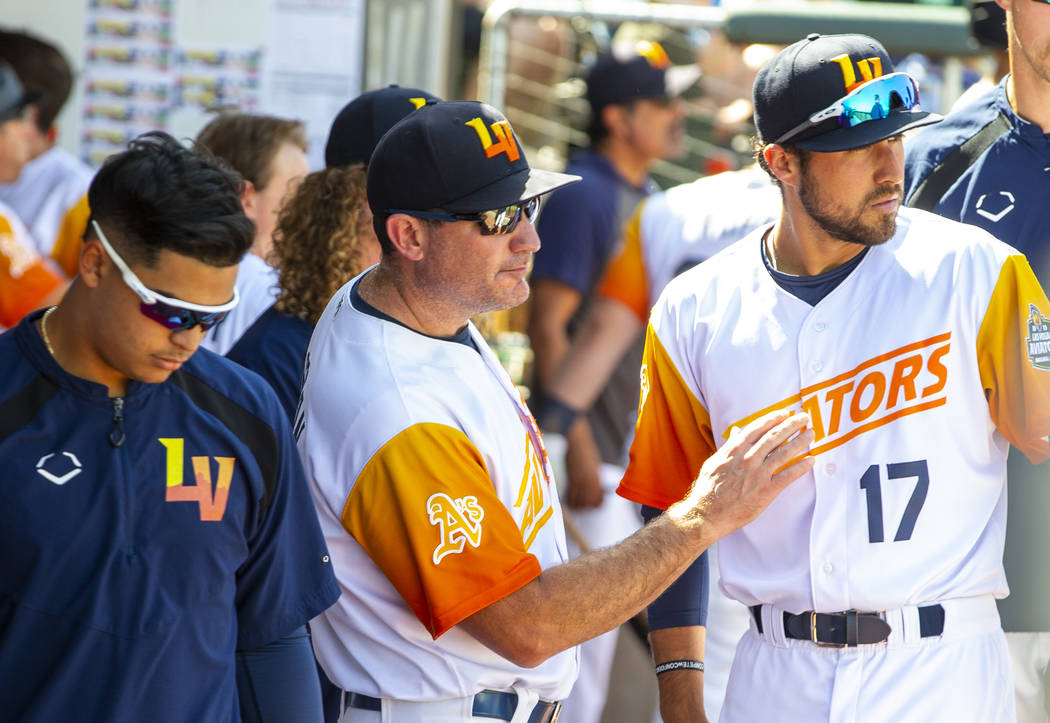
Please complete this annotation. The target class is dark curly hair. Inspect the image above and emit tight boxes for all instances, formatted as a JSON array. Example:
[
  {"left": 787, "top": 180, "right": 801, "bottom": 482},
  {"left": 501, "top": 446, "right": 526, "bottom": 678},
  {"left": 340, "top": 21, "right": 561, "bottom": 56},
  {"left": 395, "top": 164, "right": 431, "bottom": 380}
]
[
  {"left": 86, "top": 131, "right": 253, "bottom": 267},
  {"left": 271, "top": 164, "right": 373, "bottom": 324}
]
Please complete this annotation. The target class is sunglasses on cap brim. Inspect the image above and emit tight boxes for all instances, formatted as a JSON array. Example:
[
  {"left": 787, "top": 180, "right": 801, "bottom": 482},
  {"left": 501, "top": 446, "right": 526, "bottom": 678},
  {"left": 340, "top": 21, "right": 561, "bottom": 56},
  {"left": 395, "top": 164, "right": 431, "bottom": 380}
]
[
  {"left": 775, "top": 72, "right": 921, "bottom": 146},
  {"left": 387, "top": 196, "right": 540, "bottom": 236},
  {"left": 91, "top": 220, "right": 238, "bottom": 332}
]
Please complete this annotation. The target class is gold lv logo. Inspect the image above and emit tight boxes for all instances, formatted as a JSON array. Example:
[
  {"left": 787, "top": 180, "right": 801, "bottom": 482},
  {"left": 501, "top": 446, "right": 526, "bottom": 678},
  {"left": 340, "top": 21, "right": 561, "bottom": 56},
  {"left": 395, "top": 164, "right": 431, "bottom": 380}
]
[
  {"left": 465, "top": 117, "right": 520, "bottom": 162},
  {"left": 159, "top": 438, "right": 235, "bottom": 522},
  {"left": 830, "top": 54, "right": 883, "bottom": 93}
]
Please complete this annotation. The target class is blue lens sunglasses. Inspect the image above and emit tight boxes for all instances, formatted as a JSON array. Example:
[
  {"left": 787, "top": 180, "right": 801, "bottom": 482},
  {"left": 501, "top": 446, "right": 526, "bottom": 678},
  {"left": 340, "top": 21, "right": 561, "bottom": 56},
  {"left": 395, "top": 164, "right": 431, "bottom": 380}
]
[
  {"left": 92, "top": 220, "right": 239, "bottom": 331},
  {"left": 775, "top": 72, "right": 921, "bottom": 146}
]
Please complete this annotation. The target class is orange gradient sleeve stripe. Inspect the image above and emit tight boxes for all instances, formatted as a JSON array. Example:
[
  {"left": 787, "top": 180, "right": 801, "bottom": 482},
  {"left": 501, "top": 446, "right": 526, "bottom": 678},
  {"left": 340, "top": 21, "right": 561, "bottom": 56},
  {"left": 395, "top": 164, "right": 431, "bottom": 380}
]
[
  {"left": 341, "top": 422, "right": 542, "bottom": 639},
  {"left": 617, "top": 324, "right": 716, "bottom": 510},
  {"left": 598, "top": 201, "right": 649, "bottom": 323},
  {"left": 977, "top": 255, "right": 1050, "bottom": 464},
  {"left": 0, "top": 216, "right": 63, "bottom": 328},
  {"left": 50, "top": 194, "right": 90, "bottom": 278}
]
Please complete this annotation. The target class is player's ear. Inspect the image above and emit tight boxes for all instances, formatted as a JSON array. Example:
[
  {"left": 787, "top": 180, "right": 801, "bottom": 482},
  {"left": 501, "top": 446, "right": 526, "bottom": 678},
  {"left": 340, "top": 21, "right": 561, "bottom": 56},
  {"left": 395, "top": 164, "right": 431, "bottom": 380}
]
[
  {"left": 240, "top": 180, "right": 258, "bottom": 221},
  {"left": 763, "top": 143, "right": 801, "bottom": 189},
  {"left": 78, "top": 237, "right": 106, "bottom": 289},
  {"left": 601, "top": 104, "right": 629, "bottom": 139},
  {"left": 385, "top": 213, "right": 428, "bottom": 262}
]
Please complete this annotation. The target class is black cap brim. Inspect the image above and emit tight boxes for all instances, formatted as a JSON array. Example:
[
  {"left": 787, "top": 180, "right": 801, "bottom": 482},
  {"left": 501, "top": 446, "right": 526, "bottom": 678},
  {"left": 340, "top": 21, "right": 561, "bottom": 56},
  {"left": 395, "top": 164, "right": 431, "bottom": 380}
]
[
  {"left": 795, "top": 109, "right": 942, "bottom": 152},
  {"left": 443, "top": 167, "right": 581, "bottom": 213}
]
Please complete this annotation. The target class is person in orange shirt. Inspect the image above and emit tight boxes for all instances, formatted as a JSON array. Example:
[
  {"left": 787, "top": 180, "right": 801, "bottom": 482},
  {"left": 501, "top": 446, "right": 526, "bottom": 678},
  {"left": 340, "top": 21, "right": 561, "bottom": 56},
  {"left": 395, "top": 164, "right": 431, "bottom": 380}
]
[
  {"left": 0, "top": 29, "right": 93, "bottom": 275},
  {"left": 0, "top": 60, "right": 65, "bottom": 328}
]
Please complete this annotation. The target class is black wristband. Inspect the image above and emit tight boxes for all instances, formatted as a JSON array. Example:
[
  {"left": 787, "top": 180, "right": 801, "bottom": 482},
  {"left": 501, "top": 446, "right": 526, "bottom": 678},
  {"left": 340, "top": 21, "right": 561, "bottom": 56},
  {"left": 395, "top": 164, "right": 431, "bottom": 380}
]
[
  {"left": 533, "top": 394, "right": 580, "bottom": 436},
  {"left": 654, "top": 659, "right": 704, "bottom": 675}
]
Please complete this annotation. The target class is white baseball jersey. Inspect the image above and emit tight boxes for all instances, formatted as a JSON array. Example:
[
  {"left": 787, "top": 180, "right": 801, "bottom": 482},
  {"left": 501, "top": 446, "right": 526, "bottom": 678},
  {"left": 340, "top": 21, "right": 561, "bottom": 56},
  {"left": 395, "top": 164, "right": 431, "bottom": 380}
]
[
  {"left": 200, "top": 253, "right": 279, "bottom": 355},
  {"left": 599, "top": 166, "right": 780, "bottom": 324},
  {"left": 618, "top": 207, "right": 1050, "bottom": 614},
  {"left": 0, "top": 146, "right": 92, "bottom": 257},
  {"left": 298, "top": 275, "right": 578, "bottom": 702}
]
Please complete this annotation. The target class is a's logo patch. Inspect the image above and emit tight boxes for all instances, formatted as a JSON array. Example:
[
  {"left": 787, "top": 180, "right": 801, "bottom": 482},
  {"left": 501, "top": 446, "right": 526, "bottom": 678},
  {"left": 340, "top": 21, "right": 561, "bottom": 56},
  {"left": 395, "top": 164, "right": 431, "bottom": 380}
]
[
  {"left": 36, "top": 451, "right": 83, "bottom": 485},
  {"left": 1027, "top": 304, "right": 1050, "bottom": 371},
  {"left": 159, "top": 438, "right": 234, "bottom": 521},
  {"left": 465, "top": 117, "right": 520, "bottom": 162},
  {"left": 408, "top": 96, "right": 427, "bottom": 110},
  {"left": 427, "top": 493, "right": 485, "bottom": 564}
]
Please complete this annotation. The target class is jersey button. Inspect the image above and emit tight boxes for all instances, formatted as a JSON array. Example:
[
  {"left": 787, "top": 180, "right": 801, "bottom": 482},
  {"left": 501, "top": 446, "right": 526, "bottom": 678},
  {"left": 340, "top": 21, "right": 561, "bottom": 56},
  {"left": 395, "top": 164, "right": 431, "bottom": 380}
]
[
  {"left": 825, "top": 463, "right": 836, "bottom": 475},
  {"left": 814, "top": 322, "right": 827, "bottom": 332},
  {"left": 822, "top": 562, "right": 833, "bottom": 574},
  {"left": 811, "top": 361, "right": 824, "bottom": 373}
]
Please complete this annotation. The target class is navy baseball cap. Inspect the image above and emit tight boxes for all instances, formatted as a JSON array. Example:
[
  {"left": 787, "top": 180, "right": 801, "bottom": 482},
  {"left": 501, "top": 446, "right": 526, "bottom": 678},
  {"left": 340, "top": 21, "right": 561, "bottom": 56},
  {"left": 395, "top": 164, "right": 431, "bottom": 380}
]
[
  {"left": 367, "top": 100, "right": 580, "bottom": 215},
  {"left": 586, "top": 40, "right": 700, "bottom": 112},
  {"left": 325, "top": 85, "right": 442, "bottom": 168},
  {"left": 0, "top": 61, "right": 39, "bottom": 123},
  {"left": 753, "top": 33, "right": 941, "bottom": 152}
]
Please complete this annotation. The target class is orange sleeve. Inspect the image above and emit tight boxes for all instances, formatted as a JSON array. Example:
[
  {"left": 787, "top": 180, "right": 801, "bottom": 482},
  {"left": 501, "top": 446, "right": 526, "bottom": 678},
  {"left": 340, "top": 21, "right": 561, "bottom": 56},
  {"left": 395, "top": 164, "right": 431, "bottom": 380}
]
[
  {"left": 617, "top": 323, "right": 717, "bottom": 510},
  {"left": 49, "top": 194, "right": 90, "bottom": 278},
  {"left": 0, "top": 216, "right": 64, "bottom": 328},
  {"left": 341, "top": 423, "right": 543, "bottom": 638},
  {"left": 977, "top": 254, "right": 1050, "bottom": 464},
  {"left": 597, "top": 201, "right": 649, "bottom": 324}
]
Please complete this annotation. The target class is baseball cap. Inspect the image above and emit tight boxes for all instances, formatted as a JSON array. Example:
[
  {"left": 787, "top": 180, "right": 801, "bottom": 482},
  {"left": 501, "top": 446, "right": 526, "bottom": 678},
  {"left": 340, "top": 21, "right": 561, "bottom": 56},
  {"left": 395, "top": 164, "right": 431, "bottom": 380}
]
[
  {"left": 0, "top": 61, "right": 39, "bottom": 123},
  {"left": 325, "top": 84, "right": 442, "bottom": 168},
  {"left": 969, "top": 0, "right": 1007, "bottom": 51},
  {"left": 586, "top": 40, "right": 701, "bottom": 112},
  {"left": 753, "top": 33, "right": 941, "bottom": 152},
  {"left": 367, "top": 100, "right": 580, "bottom": 216}
]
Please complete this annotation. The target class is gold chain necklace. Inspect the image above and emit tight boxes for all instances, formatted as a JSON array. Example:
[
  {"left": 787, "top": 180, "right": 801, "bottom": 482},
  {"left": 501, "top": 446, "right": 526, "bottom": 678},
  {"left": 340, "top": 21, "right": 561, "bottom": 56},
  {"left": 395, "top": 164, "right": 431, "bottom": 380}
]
[{"left": 40, "top": 305, "right": 57, "bottom": 357}]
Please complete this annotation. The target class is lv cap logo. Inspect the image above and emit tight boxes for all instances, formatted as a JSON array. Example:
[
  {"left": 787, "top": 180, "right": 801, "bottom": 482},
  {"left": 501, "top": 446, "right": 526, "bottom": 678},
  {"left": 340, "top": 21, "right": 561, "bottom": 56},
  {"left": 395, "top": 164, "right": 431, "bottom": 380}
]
[
  {"left": 831, "top": 54, "right": 883, "bottom": 92},
  {"left": 636, "top": 40, "right": 671, "bottom": 69},
  {"left": 465, "top": 117, "right": 520, "bottom": 162}
]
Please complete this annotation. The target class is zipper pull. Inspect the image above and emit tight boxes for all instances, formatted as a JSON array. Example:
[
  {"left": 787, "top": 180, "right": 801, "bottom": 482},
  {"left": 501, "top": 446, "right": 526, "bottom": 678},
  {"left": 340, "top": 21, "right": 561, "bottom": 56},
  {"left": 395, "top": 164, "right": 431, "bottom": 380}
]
[{"left": 110, "top": 396, "right": 126, "bottom": 447}]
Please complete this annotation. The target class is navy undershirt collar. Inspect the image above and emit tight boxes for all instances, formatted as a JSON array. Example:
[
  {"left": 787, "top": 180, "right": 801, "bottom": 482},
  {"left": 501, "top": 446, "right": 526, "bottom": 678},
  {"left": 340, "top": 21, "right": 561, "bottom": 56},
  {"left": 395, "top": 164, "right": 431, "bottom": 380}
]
[
  {"left": 350, "top": 277, "right": 476, "bottom": 349},
  {"left": 761, "top": 232, "right": 870, "bottom": 306}
]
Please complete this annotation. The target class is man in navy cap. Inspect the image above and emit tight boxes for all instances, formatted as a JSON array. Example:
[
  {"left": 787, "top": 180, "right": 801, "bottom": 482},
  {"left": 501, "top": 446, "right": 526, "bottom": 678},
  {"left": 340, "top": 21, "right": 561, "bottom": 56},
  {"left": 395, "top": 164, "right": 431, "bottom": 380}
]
[
  {"left": 617, "top": 33, "right": 1050, "bottom": 721},
  {"left": 296, "top": 99, "right": 815, "bottom": 722}
]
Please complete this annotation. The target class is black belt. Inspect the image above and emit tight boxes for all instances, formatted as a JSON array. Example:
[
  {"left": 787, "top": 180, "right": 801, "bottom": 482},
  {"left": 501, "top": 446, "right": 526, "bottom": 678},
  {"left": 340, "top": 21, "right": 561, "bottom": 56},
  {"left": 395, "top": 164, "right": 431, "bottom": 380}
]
[
  {"left": 749, "top": 604, "right": 945, "bottom": 647},
  {"left": 345, "top": 689, "right": 561, "bottom": 722}
]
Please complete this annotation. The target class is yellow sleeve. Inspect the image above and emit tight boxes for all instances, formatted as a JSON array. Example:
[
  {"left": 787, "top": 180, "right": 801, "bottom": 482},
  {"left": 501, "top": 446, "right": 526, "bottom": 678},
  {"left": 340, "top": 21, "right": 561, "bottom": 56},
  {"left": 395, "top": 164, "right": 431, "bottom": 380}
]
[
  {"left": 977, "top": 254, "right": 1050, "bottom": 464},
  {"left": 49, "top": 194, "right": 90, "bottom": 278},
  {"left": 617, "top": 322, "right": 717, "bottom": 510},
  {"left": 597, "top": 201, "right": 650, "bottom": 324},
  {"left": 341, "top": 423, "right": 543, "bottom": 638}
]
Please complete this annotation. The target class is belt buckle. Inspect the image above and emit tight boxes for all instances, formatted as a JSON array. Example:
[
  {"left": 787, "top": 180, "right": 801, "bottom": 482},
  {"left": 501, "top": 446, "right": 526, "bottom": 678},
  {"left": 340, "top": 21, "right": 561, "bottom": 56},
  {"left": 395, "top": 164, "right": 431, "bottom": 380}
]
[
  {"left": 872, "top": 610, "right": 889, "bottom": 646},
  {"left": 810, "top": 611, "right": 843, "bottom": 648}
]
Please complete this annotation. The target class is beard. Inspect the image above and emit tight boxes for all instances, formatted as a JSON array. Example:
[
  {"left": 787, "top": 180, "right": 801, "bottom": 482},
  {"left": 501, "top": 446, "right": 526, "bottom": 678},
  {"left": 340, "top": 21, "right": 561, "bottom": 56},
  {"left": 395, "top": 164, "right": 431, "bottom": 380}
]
[{"left": 798, "top": 155, "right": 900, "bottom": 247}]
